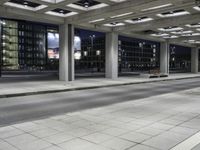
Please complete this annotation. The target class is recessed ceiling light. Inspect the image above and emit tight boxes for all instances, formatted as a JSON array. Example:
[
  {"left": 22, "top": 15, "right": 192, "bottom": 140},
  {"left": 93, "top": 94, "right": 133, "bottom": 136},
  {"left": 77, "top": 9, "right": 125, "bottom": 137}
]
[
  {"left": 109, "top": 0, "right": 126, "bottom": 2},
  {"left": 141, "top": 3, "right": 173, "bottom": 12},
  {"left": 41, "top": 0, "right": 65, "bottom": 3},
  {"left": 67, "top": 1, "right": 108, "bottom": 11},
  {"left": 125, "top": 17, "right": 153, "bottom": 24},
  {"left": 193, "top": 6, "right": 200, "bottom": 11},
  {"left": 171, "top": 30, "right": 193, "bottom": 34},
  {"left": 163, "top": 35, "right": 179, "bottom": 39},
  {"left": 181, "top": 33, "right": 200, "bottom": 37},
  {"left": 110, "top": 12, "right": 133, "bottom": 19},
  {"left": 158, "top": 27, "right": 183, "bottom": 32},
  {"left": 89, "top": 18, "right": 105, "bottom": 23},
  {"left": 185, "top": 23, "right": 200, "bottom": 28},
  {"left": 104, "top": 22, "right": 125, "bottom": 27},
  {"left": 150, "top": 33, "right": 169, "bottom": 37},
  {"left": 157, "top": 9, "right": 190, "bottom": 18},
  {"left": 23, "top": 1, "right": 28, "bottom": 7},
  {"left": 183, "top": 40, "right": 200, "bottom": 44},
  {"left": 45, "top": 9, "right": 78, "bottom": 17},
  {"left": 4, "top": 1, "right": 47, "bottom": 11}
]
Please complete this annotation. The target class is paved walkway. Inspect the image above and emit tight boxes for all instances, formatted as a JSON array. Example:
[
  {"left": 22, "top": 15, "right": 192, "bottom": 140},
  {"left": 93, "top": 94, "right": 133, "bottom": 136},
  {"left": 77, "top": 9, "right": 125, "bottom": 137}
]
[
  {"left": 0, "top": 86, "right": 200, "bottom": 150},
  {"left": 0, "top": 73, "right": 200, "bottom": 98}
]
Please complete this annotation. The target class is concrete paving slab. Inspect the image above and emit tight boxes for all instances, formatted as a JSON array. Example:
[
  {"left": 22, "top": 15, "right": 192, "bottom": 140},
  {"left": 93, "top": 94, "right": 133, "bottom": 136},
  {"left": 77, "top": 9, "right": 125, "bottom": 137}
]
[{"left": 0, "top": 82, "right": 200, "bottom": 150}]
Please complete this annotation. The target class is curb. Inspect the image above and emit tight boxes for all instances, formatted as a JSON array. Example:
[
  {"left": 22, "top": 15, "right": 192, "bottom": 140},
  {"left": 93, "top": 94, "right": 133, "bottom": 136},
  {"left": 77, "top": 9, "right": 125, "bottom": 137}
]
[{"left": 0, "top": 76, "right": 199, "bottom": 98}]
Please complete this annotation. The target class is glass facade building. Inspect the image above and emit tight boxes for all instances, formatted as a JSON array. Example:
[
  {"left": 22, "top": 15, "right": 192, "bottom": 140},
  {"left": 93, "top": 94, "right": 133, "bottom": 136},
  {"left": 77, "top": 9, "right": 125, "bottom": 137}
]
[
  {"left": 74, "top": 29, "right": 105, "bottom": 77},
  {"left": 0, "top": 18, "right": 195, "bottom": 78},
  {"left": 118, "top": 36, "right": 160, "bottom": 75},
  {"left": 169, "top": 45, "right": 191, "bottom": 73},
  {"left": 0, "top": 18, "right": 59, "bottom": 75}
]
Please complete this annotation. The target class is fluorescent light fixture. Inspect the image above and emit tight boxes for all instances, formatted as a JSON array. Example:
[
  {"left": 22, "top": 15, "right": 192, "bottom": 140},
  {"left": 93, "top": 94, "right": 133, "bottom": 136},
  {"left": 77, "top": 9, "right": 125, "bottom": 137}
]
[
  {"left": 150, "top": 33, "right": 169, "bottom": 37},
  {"left": 181, "top": 33, "right": 200, "bottom": 37},
  {"left": 4, "top": 2, "right": 47, "bottom": 11},
  {"left": 185, "top": 23, "right": 200, "bottom": 28},
  {"left": 67, "top": 3, "right": 108, "bottom": 11},
  {"left": 157, "top": 10, "right": 190, "bottom": 18},
  {"left": 194, "top": 41, "right": 200, "bottom": 44},
  {"left": 125, "top": 17, "right": 153, "bottom": 24},
  {"left": 45, "top": 11, "right": 78, "bottom": 17},
  {"left": 41, "top": 0, "right": 65, "bottom": 3},
  {"left": 193, "top": 6, "right": 200, "bottom": 11},
  {"left": 110, "top": 12, "right": 133, "bottom": 19},
  {"left": 141, "top": 3, "right": 173, "bottom": 12},
  {"left": 183, "top": 40, "right": 200, "bottom": 44},
  {"left": 158, "top": 27, "right": 183, "bottom": 32},
  {"left": 41, "top": 0, "right": 55, "bottom": 3},
  {"left": 110, "top": 0, "right": 126, "bottom": 2},
  {"left": 89, "top": 18, "right": 105, "bottom": 23},
  {"left": 188, "top": 40, "right": 195, "bottom": 42},
  {"left": 104, "top": 22, "right": 125, "bottom": 27},
  {"left": 171, "top": 30, "right": 193, "bottom": 34},
  {"left": 163, "top": 35, "right": 179, "bottom": 39},
  {"left": 56, "top": 0, "right": 66, "bottom": 2}
]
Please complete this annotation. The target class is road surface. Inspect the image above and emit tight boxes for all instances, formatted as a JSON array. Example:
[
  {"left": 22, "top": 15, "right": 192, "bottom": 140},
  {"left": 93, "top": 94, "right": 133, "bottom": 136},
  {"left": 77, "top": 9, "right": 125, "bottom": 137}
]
[{"left": 0, "top": 78, "right": 200, "bottom": 126}]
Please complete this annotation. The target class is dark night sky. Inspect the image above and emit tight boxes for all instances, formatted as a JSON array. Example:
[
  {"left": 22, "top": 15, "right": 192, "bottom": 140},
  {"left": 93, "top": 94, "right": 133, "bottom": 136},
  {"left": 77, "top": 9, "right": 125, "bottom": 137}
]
[
  {"left": 170, "top": 44, "right": 191, "bottom": 55},
  {"left": 75, "top": 28, "right": 105, "bottom": 39}
]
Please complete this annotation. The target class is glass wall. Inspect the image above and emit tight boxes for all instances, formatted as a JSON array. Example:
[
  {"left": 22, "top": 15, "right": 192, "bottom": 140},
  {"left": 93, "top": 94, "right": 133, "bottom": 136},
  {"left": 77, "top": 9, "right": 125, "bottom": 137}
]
[
  {"left": 1, "top": 20, "right": 19, "bottom": 71},
  {"left": 18, "top": 21, "right": 46, "bottom": 71},
  {"left": 47, "top": 28, "right": 59, "bottom": 70},
  {"left": 118, "top": 36, "right": 160, "bottom": 75},
  {"left": 0, "top": 18, "right": 59, "bottom": 75},
  {"left": 169, "top": 45, "right": 191, "bottom": 73},
  {"left": 74, "top": 28, "right": 105, "bottom": 78}
]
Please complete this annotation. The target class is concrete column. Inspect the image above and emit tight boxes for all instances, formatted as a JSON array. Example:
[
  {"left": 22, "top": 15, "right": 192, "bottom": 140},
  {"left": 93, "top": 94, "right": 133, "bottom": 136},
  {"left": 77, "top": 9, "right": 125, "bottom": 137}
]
[
  {"left": 106, "top": 32, "right": 118, "bottom": 79},
  {"left": 160, "top": 42, "right": 169, "bottom": 75},
  {"left": 191, "top": 47, "right": 199, "bottom": 73},
  {"left": 0, "top": 22, "right": 2, "bottom": 77},
  {"left": 59, "top": 23, "right": 74, "bottom": 82}
]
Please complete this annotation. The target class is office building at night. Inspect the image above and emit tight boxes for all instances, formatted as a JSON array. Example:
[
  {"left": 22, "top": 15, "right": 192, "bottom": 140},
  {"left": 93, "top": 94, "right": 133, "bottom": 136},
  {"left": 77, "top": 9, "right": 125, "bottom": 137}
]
[{"left": 0, "top": 0, "right": 200, "bottom": 81}]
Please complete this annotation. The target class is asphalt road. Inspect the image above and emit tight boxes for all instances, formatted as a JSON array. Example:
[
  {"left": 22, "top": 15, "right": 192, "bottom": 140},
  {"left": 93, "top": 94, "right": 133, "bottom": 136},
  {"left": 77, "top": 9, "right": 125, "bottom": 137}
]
[{"left": 0, "top": 78, "right": 200, "bottom": 126}]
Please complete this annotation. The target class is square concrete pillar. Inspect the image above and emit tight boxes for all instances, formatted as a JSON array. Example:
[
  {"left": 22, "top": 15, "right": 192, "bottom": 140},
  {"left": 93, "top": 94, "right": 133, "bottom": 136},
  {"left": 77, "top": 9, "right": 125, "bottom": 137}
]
[
  {"left": 59, "top": 23, "right": 74, "bottom": 82},
  {"left": 160, "top": 42, "right": 169, "bottom": 75},
  {"left": 0, "top": 23, "right": 2, "bottom": 77},
  {"left": 191, "top": 47, "right": 199, "bottom": 73},
  {"left": 106, "top": 32, "right": 118, "bottom": 79}
]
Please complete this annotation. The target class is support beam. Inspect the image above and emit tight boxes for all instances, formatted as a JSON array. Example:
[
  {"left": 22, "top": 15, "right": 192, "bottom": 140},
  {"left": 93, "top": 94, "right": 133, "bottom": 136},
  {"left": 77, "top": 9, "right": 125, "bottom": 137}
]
[
  {"left": 160, "top": 42, "right": 170, "bottom": 75},
  {"left": 191, "top": 47, "right": 199, "bottom": 73},
  {"left": 59, "top": 22, "right": 74, "bottom": 82},
  {"left": 106, "top": 32, "right": 118, "bottom": 79}
]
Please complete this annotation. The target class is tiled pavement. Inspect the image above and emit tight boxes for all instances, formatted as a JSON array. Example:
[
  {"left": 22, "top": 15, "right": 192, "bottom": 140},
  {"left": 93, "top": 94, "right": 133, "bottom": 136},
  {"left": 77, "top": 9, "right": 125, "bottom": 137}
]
[{"left": 1, "top": 87, "right": 200, "bottom": 150}]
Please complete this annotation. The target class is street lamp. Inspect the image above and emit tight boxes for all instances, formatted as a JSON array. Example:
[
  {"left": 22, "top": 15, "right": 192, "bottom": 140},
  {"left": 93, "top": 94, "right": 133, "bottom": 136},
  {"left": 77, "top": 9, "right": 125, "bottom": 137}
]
[{"left": 89, "top": 35, "right": 95, "bottom": 50}]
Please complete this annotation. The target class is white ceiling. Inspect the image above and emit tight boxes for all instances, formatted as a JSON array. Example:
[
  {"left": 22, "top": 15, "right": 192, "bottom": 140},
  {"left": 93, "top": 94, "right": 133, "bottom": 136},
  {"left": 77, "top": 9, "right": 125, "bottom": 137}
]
[{"left": 0, "top": 0, "right": 200, "bottom": 47}]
